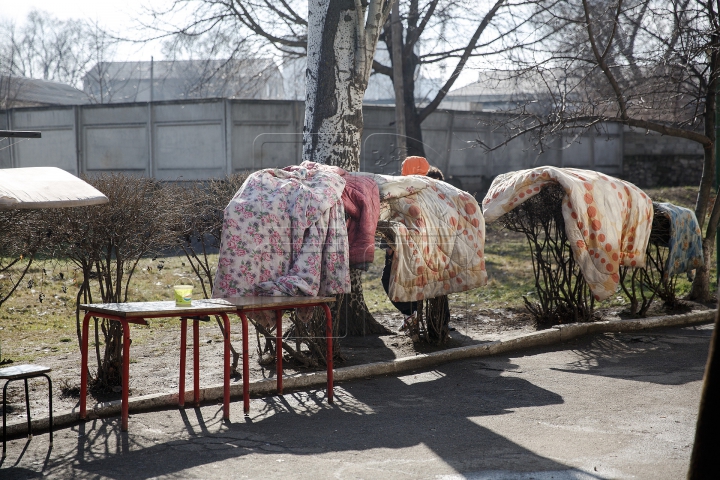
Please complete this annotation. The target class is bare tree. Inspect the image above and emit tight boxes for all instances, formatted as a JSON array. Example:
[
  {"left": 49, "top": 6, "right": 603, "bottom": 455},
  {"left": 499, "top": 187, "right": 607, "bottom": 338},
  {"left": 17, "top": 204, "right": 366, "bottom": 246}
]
[
  {"left": 145, "top": 2, "right": 536, "bottom": 159},
  {"left": 374, "top": 0, "right": 522, "bottom": 158},
  {"left": 485, "top": 0, "right": 720, "bottom": 301},
  {"left": 0, "top": 11, "right": 102, "bottom": 88}
]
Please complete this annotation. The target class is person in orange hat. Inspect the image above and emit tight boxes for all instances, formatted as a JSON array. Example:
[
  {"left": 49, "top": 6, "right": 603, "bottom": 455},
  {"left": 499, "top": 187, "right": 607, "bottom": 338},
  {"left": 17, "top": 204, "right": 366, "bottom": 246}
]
[
  {"left": 401, "top": 156, "right": 430, "bottom": 176},
  {"left": 384, "top": 159, "right": 450, "bottom": 336}
]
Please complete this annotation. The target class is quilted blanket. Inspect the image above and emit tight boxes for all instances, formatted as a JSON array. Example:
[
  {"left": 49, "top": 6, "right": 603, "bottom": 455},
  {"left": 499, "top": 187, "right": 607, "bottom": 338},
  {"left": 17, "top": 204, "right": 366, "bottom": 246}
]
[
  {"left": 482, "top": 167, "right": 653, "bottom": 301},
  {"left": 654, "top": 203, "right": 703, "bottom": 278},
  {"left": 369, "top": 174, "right": 488, "bottom": 303},
  {"left": 212, "top": 165, "right": 350, "bottom": 300},
  {"left": 287, "top": 162, "right": 380, "bottom": 270}
]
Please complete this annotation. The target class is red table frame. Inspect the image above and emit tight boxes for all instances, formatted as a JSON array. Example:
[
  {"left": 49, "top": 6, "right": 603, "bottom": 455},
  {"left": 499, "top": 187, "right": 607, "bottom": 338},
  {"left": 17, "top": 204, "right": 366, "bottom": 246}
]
[
  {"left": 78, "top": 301, "right": 240, "bottom": 431},
  {"left": 79, "top": 297, "right": 336, "bottom": 431},
  {"left": 222, "top": 300, "right": 335, "bottom": 406}
]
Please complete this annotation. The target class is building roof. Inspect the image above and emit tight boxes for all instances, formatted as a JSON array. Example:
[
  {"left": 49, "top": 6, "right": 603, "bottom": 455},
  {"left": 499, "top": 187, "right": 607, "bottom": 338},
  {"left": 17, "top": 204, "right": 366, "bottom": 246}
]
[
  {"left": 82, "top": 58, "right": 284, "bottom": 102},
  {"left": 0, "top": 76, "right": 89, "bottom": 108},
  {"left": 84, "top": 58, "right": 279, "bottom": 82}
]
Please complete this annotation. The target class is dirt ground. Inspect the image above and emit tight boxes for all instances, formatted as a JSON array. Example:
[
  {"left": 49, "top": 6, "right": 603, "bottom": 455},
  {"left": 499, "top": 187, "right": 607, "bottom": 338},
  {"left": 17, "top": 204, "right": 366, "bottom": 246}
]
[{"left": 2, "top": 297, "right": 713, "bottom": 425}]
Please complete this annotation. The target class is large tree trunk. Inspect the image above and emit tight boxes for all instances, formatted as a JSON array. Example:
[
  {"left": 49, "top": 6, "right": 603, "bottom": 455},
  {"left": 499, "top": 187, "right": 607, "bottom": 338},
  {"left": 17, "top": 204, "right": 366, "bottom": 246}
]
[
  {"left": 303, "top": 0, "right": 364, "bottom": 168},
  {"left": 690, "top": 46, "right": 718, "bottom": 302},
  {"left": 304, "top": 0, "right": 393, "bottom": 336}
]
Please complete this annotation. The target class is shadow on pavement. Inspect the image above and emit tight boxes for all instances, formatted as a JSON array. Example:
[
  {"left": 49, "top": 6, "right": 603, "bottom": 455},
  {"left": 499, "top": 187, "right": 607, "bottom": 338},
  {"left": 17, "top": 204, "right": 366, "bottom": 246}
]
[
  {"left": 4, "top": 357, "right": 586, "bottom": 479},
  {"left": 551, "top": 327, "right": 712, "bottom": 385}
]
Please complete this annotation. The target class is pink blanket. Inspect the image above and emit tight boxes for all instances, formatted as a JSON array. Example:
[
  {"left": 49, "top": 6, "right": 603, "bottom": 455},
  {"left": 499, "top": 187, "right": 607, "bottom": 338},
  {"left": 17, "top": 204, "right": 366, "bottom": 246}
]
[
  {"left": 213, "top": 165, "right": 350, "bottom": 299},
  {"left": 343, "top": 174, "right": 379, "bottom": 268}
]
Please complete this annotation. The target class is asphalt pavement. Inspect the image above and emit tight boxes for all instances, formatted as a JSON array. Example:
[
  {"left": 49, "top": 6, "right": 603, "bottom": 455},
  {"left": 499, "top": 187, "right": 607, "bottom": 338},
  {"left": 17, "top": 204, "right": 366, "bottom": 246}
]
[{"left": 1, "top": 323, "right": 712, "bottom": 479}]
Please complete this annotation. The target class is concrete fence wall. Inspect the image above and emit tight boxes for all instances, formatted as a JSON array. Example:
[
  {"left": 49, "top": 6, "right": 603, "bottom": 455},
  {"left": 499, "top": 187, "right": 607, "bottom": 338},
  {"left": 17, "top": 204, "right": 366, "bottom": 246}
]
[{"left": 1, "top": 99, "right": 690, "bottom": 196}]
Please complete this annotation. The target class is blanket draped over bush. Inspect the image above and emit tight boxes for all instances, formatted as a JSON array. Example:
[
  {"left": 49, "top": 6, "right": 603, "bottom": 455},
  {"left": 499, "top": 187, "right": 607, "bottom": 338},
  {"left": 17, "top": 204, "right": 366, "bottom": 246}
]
[
  {"left": 654, "top": 202, "right": 704, "bottom": 279},
  {"left": 364, "top": 173, "right": 488, "bottom": 303},
  {"left": 482, "top": 167, "right": 653, "bottom": 301}
]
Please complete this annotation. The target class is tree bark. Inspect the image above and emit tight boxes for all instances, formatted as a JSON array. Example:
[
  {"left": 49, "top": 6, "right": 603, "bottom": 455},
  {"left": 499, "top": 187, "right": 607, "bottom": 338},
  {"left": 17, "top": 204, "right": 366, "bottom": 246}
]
[
  {"left": 304, "top": 0, "right": 393, "bottom": 336},
  {"left": 689, "top": 37, "right": 719, "bottom": 301},
  {"left": 391, "top": 1, "right": 407, "bottom": 159},
  {"left": 303, "top": 0, "right": 365, "bottom": 169}
]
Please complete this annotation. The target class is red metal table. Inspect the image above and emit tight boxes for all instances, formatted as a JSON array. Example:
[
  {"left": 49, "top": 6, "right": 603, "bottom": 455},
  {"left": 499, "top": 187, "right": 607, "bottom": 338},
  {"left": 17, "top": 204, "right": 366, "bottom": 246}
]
[
  {"left": 204, "top": 296, "right": 336, "bottom": 406},
  {"left": 78, "top": 301, "right": 241, "bottom": 431},
  {"left": 79, "top": 296, "right": 336, "bottom": 431}
]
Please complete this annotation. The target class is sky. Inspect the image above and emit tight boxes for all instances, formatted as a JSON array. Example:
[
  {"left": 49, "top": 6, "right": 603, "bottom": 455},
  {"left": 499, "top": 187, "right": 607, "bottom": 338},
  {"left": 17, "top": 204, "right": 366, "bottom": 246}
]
[{"left": 1, "top": 0, "right": 166, "bottom": 60}]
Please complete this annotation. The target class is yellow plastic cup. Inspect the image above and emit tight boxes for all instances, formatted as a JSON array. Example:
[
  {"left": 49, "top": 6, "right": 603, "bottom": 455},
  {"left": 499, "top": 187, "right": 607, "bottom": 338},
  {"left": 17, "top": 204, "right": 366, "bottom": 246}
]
[{"left": 174, "top": 284, "right": 193, "bottom": 306}]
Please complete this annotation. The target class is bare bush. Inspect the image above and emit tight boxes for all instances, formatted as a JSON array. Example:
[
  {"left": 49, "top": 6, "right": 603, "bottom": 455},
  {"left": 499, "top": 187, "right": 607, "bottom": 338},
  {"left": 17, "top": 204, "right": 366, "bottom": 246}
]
[
  {"left": 619, "top": 203, "right": 680, "bottom": 316},
  {"left": 43, "top": 174, "right": 184, "bottom": 389},
  {"left": 498, "top": 183, "right": 594, "bottom": 326},
  {"left": 176, "top": 175, "right": 248, "bottom": 297}
]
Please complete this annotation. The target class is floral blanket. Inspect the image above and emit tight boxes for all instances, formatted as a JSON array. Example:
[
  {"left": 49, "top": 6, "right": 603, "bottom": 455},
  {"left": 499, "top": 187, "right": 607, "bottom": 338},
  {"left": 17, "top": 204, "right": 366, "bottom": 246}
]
[
  {"left": 482, "top": 167, "right": 653, "bottom": 301},
  {"left": 212, "top": 165, "right": 350, "bottom": 301},
  {"left": 369, "top": 174, "right": 487, "bottom": 303},
  {"left": 654, "top": 203, "right": 703, "bottom": 278},
  {"left": 287, "top": 162, "right": 380, "bottom": 270}
]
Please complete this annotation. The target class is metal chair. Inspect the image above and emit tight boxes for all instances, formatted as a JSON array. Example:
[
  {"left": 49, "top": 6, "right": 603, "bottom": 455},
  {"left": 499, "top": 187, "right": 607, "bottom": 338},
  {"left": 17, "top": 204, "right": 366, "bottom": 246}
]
[{"left": 1, "top": 364, "right": 53, "bottom": 459}]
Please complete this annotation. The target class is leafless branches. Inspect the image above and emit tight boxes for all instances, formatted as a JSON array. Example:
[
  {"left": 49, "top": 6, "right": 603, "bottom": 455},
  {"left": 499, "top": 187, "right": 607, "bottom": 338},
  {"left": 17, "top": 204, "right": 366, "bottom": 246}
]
[
  {"left": 41, "top": 174, "right": 184, "bottom": 389},
  {"left": 499, "top": 183, "right": 595, "bottom": 325},
  {"left": 0, "top": 210, "right": 48, "bottom": 309},
  {"left": 0, "top": 11, "right": 117, "bottom": 93}
]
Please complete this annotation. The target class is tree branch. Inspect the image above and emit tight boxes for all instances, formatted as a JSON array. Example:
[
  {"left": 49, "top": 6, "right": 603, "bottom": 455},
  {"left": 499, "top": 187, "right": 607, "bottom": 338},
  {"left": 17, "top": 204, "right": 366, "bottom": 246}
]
[
  {"left": 372, "top": 59, "right": 393, "bottom": 77},
  {"left": 582, "top": 0, "right": 629, "bottom": 119},
  {"left": 405, "top": 0, "right": 440, "bottom": 53},
  {"left": 228, "top": 0, "right": 307, "bottom": 49},
  {"left": 418, "top": 0, "right": 505, "bottom": 123}
]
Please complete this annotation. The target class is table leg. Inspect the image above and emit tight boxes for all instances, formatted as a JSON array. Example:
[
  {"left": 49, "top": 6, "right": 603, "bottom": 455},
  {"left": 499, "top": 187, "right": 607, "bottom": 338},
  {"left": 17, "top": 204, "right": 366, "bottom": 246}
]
[
  {"left": 43, "top": 373, "right": 53, "bottom": 444},
  {"left": 239, "top": 312, "right": 250, "bottom": 414},
  {"left": 179, "top": 318, "right": 187, "bottom": 407},
  {"left": 321, "top": 303, "right": 334, "bottom": 404},
  {"left": 121, "top": 319, "right": 132, "bottom": 432},
  {"left": 24, "top": 378, "right": 31, "bottom": 437},
  {"left": 276, "top": 310, "right": 283, "bottom": 395},
  {"left": 193, "top": 319, "right": 200, "bottom": 407},
  {"left": 219, "top": 313, "right": 231, "bottom": 420},
  {"left": 79, "top": 312, "right": 92, "bottom": 420}
]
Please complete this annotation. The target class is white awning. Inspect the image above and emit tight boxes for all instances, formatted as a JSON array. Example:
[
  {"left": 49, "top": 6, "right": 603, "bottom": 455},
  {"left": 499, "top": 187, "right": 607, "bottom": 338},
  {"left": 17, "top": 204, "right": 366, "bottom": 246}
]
[{"left": 0, "top": 167, "right": 108, "bottom": 210}]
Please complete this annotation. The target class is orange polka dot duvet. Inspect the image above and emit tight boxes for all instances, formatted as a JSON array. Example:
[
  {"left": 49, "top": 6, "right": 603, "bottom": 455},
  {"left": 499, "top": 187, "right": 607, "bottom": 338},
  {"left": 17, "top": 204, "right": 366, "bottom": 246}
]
[
  {"left": 482, "top": 167, "right": 653, "bottom": 301},
  {"left": 369, "top": 174, "right": 488, "bottom": 303}
]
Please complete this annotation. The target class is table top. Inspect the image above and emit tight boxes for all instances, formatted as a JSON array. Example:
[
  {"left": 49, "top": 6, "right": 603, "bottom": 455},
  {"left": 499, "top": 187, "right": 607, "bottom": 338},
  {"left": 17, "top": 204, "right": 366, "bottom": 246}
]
[
  {"left": 79, "top": 297, "right": 336, "bottom": 317},
  {"left": 79, "top": 300, "right": 238, "bottom": 318},
  {"left": 203, "top": 296, "right": 336, "bottom": 310},
  {"left": 0, "top": 364, "right": 51, "bottom": 380}
]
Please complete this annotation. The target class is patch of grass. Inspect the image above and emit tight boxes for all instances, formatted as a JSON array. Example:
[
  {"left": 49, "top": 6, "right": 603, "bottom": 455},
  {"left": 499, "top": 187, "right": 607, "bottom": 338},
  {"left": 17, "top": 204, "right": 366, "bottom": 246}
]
[
  {"left": 643, "top": 186, "right": 698, "bottom": 210},
  {"left": 1, "top": 191, "right": 717, "bottom": 361},
  {"left": 0, "top": 254, "right": 203, "bottom": 362}
]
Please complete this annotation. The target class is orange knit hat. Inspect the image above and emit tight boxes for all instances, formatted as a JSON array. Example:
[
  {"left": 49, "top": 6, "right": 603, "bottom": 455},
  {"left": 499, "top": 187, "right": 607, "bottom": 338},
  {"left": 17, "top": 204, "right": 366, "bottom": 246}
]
[{"left": 401, "top": 156, "right": 430, "bottom": 176}]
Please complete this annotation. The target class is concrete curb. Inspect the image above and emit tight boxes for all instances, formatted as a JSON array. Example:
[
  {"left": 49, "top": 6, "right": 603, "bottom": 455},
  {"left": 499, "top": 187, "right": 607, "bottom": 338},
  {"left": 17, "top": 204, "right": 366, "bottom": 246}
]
[{"left": 4, "top": 308, "right": 715, "bottom": 437}]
